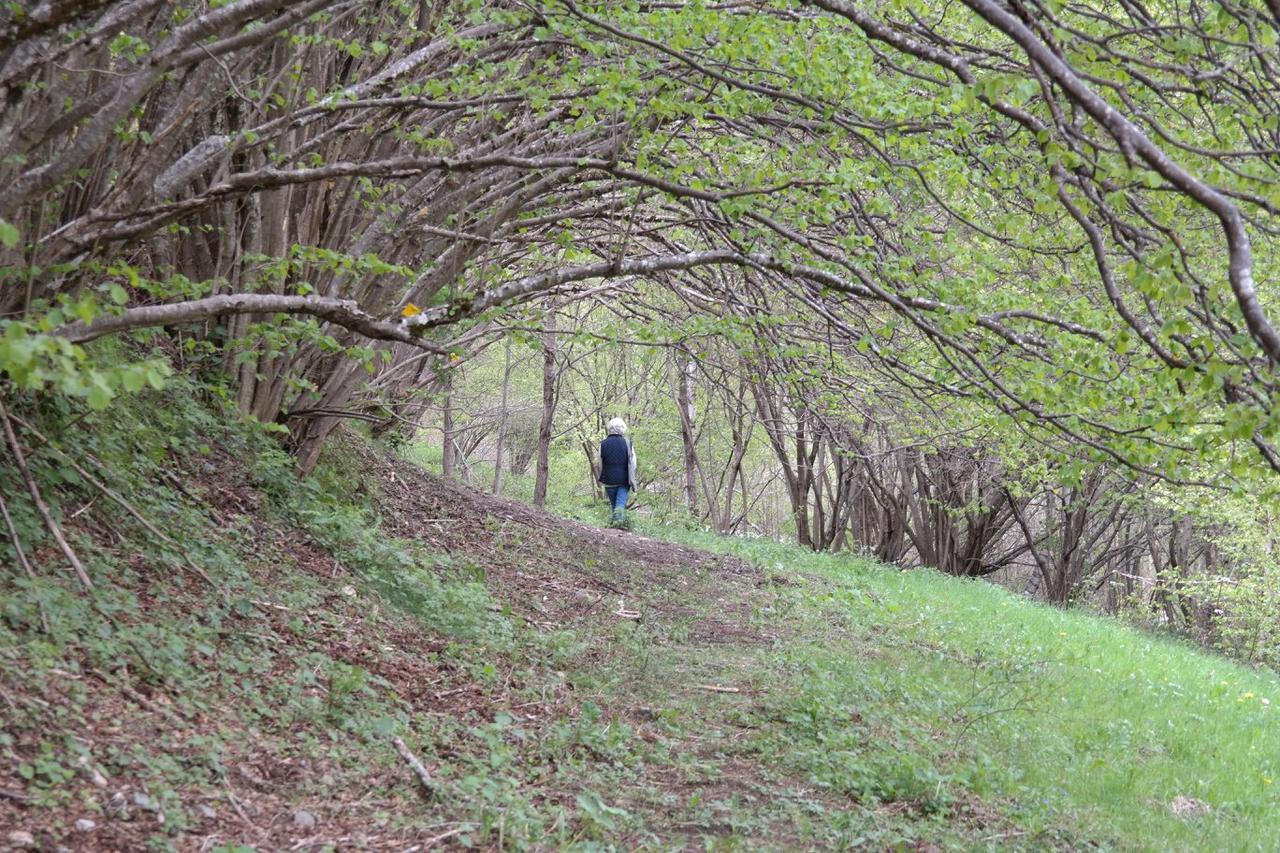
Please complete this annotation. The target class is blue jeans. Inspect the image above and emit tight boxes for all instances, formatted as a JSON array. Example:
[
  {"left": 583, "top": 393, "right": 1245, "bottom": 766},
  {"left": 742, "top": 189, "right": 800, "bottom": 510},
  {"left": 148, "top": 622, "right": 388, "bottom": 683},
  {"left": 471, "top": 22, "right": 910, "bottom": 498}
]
[{"left": 605, "top": 485, "right": 629, "bottom": 521}]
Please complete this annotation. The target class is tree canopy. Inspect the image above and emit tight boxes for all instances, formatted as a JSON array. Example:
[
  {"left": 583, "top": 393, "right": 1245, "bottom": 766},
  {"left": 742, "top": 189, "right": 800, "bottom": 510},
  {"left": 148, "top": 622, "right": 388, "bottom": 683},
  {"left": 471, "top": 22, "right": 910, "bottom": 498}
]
[{"left": 4, "top": 0, "right": 1280, "bottom": 487}]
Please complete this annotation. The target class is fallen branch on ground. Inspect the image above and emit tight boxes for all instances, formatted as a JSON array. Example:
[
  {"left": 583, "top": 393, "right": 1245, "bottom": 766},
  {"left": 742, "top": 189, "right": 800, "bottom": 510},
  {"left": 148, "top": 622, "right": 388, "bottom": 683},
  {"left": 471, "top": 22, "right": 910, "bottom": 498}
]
[
  {"left": 393, "top": 736, "right": 440, "bottom": 799},
  {"left": 0, "top": 487, "right": 48, "bottom": 632},
  {"left": 423, "top": 827, "right": 466, "bottom": 848},
  {"left": 11, "top": 414, "right": 221, "bottom": 594},
  {"left": 0, "top": 396, "right": 93, "bottom": 591},
  {"left": 89, "top": 670, "right": 189, "bottom": 726},
  {"left": 222, "top": 777, "right": 259, "bottom": 832},
  {"left": 434, "top": 686, "right": 468, "bottom": 699}
]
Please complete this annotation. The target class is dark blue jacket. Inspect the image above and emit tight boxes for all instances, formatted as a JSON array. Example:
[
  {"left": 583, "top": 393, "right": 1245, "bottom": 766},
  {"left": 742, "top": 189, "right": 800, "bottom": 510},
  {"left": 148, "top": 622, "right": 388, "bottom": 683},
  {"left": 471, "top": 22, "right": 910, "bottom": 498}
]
[{"left": 599, "top": 434, "right": 631, "bottom": 486}]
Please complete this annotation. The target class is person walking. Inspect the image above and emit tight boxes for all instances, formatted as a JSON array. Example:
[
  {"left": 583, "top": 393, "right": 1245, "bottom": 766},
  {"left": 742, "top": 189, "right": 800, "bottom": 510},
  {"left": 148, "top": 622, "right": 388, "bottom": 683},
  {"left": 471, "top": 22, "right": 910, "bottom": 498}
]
[{"left": 598, "top": 417, "right": 637, "bottom": 528}]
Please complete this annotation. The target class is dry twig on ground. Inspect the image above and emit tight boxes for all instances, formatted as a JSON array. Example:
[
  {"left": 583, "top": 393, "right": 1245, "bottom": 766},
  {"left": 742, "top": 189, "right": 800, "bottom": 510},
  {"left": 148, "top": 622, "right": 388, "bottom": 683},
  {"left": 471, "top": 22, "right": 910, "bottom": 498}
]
[
  {"left": 0, "top": 396, "right": 92, "bottom": 591},
  {"left": 393, "top": 736, "right": 440, "bottom": 799}
]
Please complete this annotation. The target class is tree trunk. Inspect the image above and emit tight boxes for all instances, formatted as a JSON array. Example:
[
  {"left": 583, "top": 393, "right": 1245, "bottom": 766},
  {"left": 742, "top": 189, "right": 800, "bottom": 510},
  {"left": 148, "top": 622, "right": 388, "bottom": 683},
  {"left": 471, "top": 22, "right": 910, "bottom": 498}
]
[
  {"left": 441, "top": 371, "right": 457, "bottom": 479},
  {"left": 533, "top": 305, "right": 558, "bottom": 508},
  {"left": 793, "top": 467, "right": 814, "bottom": 549},
  {"left": 492, "top": 336, "right": 513, "bottom": 495},
  {"left": 677, "top": 354, "right": 698, "bottom": 516}
]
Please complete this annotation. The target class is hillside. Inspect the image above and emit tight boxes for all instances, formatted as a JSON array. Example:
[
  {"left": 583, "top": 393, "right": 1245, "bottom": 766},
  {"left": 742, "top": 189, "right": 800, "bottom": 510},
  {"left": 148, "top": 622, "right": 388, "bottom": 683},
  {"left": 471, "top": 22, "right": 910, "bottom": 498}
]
[{"left": 4, "top": 390, "right": 1280, "bottom": 851}]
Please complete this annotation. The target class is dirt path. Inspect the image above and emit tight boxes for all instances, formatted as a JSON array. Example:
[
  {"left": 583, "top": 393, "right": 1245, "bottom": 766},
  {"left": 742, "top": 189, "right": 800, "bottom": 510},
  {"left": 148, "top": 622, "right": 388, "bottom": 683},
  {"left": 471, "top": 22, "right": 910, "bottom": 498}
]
[
  {"left": 368, "top": 446, "right": 766, "bottom": 634},
  {"left": 360, "top": 446, "right": 839, "bottom": 846}
]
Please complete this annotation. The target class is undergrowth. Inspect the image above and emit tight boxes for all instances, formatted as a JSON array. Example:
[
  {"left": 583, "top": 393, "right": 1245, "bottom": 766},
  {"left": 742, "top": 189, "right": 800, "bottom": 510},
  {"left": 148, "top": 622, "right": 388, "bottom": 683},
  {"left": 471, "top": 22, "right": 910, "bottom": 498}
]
[{"left": 0, "top": 374, "right": 551, "bottom": 849}]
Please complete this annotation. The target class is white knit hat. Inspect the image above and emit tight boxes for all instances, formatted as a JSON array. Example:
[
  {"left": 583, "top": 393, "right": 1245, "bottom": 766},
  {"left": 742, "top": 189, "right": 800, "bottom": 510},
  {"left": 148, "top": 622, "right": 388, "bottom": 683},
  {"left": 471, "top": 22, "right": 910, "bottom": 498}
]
[{"left": 606, "top": 417, "right": 627, "bottom": 435}]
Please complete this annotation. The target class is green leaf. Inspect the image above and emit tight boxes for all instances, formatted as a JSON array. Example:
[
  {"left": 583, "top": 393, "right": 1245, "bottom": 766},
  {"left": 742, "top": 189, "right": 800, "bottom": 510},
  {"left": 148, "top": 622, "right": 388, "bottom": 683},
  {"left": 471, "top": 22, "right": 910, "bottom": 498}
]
[
  {"left": 121, "top": 366, "right": 147, "bottom": 393},
  {"left": 86, "top": 381, "right": 114, "bottom": 410}
]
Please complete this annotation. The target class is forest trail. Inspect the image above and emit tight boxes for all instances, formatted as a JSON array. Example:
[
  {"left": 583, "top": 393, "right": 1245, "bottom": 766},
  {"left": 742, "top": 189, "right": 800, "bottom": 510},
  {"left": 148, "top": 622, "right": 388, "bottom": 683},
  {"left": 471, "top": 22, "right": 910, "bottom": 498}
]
[
  {"left": 273, "top": 441, "right": 1056, "bottom": 848},
  {"left": 7, "top": 414, "right": 1280, "bottom": 851},
  {"left": 374, "top": 445, "right": 766, "bottom": 640},
  {"left": 364, "top": 444, "right": 853, "bottom": 836}
]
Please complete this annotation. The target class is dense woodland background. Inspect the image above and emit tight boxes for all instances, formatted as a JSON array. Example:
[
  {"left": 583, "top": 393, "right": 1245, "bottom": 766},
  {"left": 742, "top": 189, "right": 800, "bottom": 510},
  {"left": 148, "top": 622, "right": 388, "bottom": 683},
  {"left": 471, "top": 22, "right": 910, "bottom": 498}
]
[{"left": 6, "top": 0, "right": 1280, "bottom": 669}]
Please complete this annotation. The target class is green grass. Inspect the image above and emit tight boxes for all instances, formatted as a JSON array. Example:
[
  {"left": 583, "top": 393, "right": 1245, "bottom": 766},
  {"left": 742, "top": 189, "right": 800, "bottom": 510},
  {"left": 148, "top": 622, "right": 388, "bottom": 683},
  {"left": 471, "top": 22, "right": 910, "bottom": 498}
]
[{"left": 622, "top": 521, "right": 1280, "bottom": 850}]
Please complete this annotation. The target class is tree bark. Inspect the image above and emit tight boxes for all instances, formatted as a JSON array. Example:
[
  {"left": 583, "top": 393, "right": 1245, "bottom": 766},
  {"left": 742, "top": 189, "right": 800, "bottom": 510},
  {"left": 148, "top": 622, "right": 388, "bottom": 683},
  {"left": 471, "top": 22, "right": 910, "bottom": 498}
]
[
  {"left": 533, "top": 303, "right": 558, "bottom": 508},
  {"left": 676, "top": 353, "right": 698, "bottom": 516},
  {"left": 441, "top": 370, "right": 457, "bottom": 479},
  {"left": 492, "top": 336, "right": 513, "bottom": 495}
]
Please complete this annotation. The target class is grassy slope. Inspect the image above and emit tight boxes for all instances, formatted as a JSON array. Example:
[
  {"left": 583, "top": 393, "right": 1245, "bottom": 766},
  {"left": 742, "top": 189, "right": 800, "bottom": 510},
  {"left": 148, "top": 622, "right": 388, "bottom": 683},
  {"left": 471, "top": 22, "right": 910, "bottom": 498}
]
[
  {"left": 3, "top": 385, "right": 1279, "bottom": 850},
  {"left": 628, "top": 524, "right": 1280, "bottom": 850}
]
